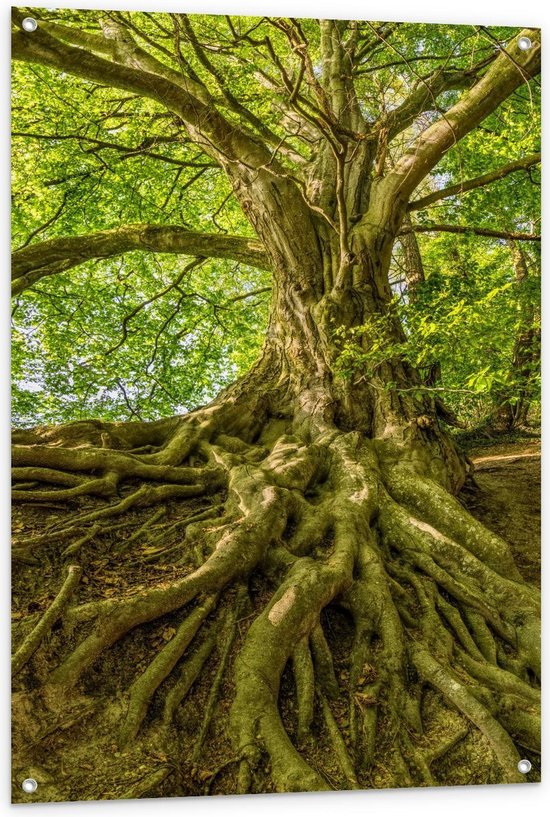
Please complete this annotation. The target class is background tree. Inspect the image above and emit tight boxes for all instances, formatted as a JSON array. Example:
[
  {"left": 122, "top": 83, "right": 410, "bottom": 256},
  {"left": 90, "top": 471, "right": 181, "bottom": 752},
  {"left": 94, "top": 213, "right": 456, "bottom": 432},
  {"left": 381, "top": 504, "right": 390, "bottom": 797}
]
[
  {"left": 11, "top": 8, "right": 540, "bottom": 800},
  {"left": 391, "top": 90, "right": 541, "bottom": 429}
]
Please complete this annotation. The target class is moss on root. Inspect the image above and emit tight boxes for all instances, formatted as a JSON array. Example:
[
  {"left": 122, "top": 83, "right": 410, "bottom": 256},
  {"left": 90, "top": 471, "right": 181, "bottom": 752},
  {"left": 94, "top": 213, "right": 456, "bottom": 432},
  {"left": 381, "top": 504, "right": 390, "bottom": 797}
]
[{"left": 11, "top": 412, "right": 540, "bottom": 801}]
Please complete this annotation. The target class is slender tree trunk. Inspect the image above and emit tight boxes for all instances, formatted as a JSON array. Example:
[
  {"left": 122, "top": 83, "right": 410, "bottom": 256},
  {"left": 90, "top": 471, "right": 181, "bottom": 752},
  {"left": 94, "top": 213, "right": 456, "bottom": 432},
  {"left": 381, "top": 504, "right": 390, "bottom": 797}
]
[
  {"left": 394, "top": 218, "right": 459, "bottom": 426},
  {"left": 401, "top": 214, "right": 426, "bottom": 302},
  {"left": 489, "top": 243, "right": 540, "bottom": 431}
]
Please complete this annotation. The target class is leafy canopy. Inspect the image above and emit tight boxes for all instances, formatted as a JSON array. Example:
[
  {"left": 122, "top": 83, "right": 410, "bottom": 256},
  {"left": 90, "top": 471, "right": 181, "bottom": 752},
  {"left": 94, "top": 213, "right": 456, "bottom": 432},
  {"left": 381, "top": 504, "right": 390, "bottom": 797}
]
[{"left": 11, "top": 9, "right": 540, "bottom": 426}]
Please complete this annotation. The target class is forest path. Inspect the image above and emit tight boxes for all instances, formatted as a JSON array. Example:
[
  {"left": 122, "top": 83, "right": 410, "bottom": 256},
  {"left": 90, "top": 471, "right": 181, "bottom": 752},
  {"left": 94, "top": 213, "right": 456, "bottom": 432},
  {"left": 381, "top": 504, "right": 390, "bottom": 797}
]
[{"left": 461, "top": 437, "right": 541, "bottom": 588}]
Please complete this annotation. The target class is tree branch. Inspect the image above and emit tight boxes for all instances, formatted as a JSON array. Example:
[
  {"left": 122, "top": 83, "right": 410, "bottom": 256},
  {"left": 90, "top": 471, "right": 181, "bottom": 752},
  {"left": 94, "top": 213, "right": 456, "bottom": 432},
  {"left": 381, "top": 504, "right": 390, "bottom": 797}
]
[
  {"left": 398, "top": 224, "right": 540, "bottom": 242},
  {"left": 12, "top": 225, "right": 270, "bottom": 295},
  {"left": 40, "top": 16, "right": 211, "bottom": 104},
  {"left": 179, "top": 14, "right": 296, "bottom": 155},
  {"left": 408, "top": 153, "right": 541, "bottom": 211},
  {"left": 12, "top": 131, "right": 216, "bottom": 170},
  {"left": 379, "top": 29, "right": 541, "bottom": 203},
  {"left": 11, "top": 10, "right": 275, "bottom": 172},
  {"left": 385, "top": 66, "right": 489, "bottom": 141}
]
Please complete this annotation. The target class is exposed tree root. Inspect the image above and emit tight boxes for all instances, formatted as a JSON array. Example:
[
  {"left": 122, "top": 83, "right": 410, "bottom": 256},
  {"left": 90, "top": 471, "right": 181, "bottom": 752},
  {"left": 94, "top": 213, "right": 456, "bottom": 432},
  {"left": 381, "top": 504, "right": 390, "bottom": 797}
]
[
  {"left": 163, "top": 624, "right": 219, "bottom": 725},
  {"left": 119, "top": 766, "right": 172, "bottom": 800},
  {"left": 310, "top": 624, "right": 341, "bottom": 699},
  {"left": 318, "top": 688, "right": 359, "bottom": 788},
  {"left": 12, "top": 564, "right": 81, "bottom": 676},
  {"left": 62, "top": 525, "right": 102, "bottom": 559},
  {"left": 192, "top": 598, "right": 241, "bottom": 764},
  {"left": 11, "top": 415, "right": 540, "bottom": 800},
  {"left": 292, "top": 637, "right": 315, "bottom": 744},
  {"left": 119, "top": 594, "right": 218, "bottom": 747},
  {"left": 425, "top": 725, "right": 469, "bottom": 767},
  {"left": 113, "top": 507, "right": 167, "bottom": 556},
  {"left": 411, "top": 647, "right": 524, "bottom": 784}
]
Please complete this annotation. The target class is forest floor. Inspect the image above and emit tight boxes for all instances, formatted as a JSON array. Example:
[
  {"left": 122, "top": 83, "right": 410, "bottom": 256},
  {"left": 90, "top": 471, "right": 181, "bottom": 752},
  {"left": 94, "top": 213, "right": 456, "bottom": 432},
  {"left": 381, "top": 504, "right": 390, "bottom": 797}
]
[{"left": 459, "top": 433, "right": 541, "bottom": 589}]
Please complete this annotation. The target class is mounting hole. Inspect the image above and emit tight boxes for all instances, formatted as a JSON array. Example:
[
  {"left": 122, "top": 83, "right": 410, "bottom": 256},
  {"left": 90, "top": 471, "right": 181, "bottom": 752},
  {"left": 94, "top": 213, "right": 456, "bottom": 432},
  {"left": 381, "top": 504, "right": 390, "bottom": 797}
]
[
  {"left": 21, "top": 17, "right": 38, "bottom": 32},
  {"left": 518, "top": 36, "right": 532, "bottom": 51},
  {"left": 21, "top": 778, "right": 38, "bottom": 794},
  {"left": 517, "top": 758, "right": 532, "bottom": 774}
]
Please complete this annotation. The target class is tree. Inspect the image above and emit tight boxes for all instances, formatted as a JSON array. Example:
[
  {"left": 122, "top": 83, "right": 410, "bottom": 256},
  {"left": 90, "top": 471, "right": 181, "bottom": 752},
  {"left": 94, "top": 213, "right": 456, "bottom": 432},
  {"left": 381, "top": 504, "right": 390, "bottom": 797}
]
[
  {"left": 395, "top": 95, "right": 541, "bottom": 430},
  {"left": 11, "top": 9, "right": 541, "bottom": 800},
  {"left": 383, "top": 234, "right": 541, "bottom": 431},
  {"left": 485, "top": 242, "right": 541, "bottom": 430}
]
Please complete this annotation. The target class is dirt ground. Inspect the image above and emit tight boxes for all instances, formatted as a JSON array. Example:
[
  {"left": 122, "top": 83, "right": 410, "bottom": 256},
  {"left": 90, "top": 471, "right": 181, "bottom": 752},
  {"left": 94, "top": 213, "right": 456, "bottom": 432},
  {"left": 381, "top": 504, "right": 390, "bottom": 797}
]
[{"left": 460, "top": 437, "right": 541, "bottom": 588}]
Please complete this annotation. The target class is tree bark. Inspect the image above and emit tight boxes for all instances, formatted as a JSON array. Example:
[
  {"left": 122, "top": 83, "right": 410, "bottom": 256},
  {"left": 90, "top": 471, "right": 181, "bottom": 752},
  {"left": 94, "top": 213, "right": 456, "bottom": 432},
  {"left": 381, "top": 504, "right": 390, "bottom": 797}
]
[
  {"left": 488, "top": 244, "right": 540, "bottom": 431},
  {"left": 12, "top": 225, "right": 270, "bottom": 296}
]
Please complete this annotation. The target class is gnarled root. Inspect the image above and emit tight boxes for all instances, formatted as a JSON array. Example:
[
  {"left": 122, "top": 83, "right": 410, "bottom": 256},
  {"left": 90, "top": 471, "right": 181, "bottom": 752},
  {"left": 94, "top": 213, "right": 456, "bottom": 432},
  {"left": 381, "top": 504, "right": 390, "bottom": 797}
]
[{"left": 11, "top": 420, "right": 540, "bottom": 801}]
